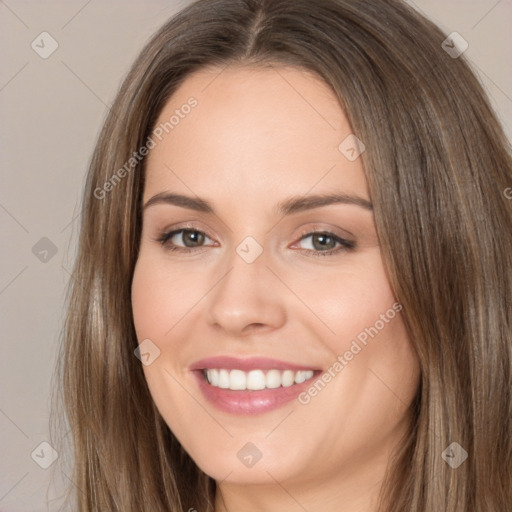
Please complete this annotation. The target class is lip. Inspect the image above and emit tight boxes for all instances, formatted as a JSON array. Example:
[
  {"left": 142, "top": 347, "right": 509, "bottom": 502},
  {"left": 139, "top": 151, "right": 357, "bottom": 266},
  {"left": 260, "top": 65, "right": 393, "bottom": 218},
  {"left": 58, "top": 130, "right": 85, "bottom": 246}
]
[
  {"left": 190, "top": 356, "right": 321, "bottom": 416},
  {"left": 190, "top": 356, "right": 319, "bottom": 372}
]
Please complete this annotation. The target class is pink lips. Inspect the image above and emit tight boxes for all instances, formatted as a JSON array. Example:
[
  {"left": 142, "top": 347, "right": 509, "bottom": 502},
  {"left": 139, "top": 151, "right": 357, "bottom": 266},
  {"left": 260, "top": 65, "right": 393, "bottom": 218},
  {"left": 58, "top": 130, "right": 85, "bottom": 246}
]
[
  {"left": 190, "top": 356, "right": 320, "bottom": 415},
  {"left": 190, "top": 356, "right": 317, "bottom": 372}
]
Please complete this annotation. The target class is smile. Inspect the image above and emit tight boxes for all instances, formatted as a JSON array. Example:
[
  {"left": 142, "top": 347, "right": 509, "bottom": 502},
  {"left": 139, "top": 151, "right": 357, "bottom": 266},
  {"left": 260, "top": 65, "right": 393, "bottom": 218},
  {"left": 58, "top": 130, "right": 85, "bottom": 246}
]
[
  {"left": 190, "top": 356, "right": 322, "bottom": 415},
  {"left": 203, "top": 368, "right": 315, "bottom": 390}
]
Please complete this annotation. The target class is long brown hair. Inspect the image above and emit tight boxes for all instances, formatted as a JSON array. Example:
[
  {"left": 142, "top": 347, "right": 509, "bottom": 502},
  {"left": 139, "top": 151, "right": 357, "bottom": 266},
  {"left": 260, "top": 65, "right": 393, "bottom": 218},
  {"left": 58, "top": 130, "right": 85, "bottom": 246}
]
[{"left": 51, "top": 0, "right": 512, "bottom": 510}]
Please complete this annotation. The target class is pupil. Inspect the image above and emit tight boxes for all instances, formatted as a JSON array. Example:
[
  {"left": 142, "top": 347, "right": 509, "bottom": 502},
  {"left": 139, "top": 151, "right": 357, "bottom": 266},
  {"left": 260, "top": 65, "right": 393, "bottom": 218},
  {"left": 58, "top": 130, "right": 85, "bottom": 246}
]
[
  {"left": 185, "top": 230, "right": 204, "bottom": 247},
  {"left": 313, "top": 233, "right": 334, "bottom": 250}
]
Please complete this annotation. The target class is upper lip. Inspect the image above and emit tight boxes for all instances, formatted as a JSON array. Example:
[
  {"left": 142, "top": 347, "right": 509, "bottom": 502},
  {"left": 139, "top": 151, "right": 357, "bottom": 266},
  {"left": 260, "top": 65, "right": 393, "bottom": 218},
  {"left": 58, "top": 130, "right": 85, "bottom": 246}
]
[{"left": 189, "top": 356, "right": 320, "bottom": 372}]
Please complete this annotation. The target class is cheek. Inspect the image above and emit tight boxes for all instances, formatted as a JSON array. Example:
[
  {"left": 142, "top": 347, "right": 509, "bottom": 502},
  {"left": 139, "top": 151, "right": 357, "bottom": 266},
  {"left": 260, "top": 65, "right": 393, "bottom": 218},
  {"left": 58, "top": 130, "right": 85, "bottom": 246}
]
[
  {"left": 294, "top": 259, "right": 420, "bottom": 424},
  {"left": 131, "top": 256, "right": 202, "bottom": 339},
  {"left": 295, "top": 258, "right": 401, "bottom": 352},
  {"left": 131, "top": 258, "right": 203, "bottom": 435}
]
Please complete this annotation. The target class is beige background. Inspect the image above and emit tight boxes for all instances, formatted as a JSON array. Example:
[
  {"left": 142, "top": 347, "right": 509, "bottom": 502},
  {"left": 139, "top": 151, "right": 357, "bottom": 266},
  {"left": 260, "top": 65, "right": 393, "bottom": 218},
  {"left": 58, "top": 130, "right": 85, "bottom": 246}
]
[{"left": 1, "top": 1, "right": 511, "bottom": 510}]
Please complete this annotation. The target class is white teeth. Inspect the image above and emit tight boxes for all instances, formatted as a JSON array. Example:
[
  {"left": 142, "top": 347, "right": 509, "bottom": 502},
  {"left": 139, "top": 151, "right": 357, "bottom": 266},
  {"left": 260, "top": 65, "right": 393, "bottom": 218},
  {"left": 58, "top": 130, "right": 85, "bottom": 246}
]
[
  {"left": 218, "top": 369, "right": 230, "bottom": 389},
  {"left": 294, "top": 370, "right": 307, "bottom": 384},
  {"left": 282, "top": 370, "right": 295, "bottom": 387},
  {"left": 229, "top": 369, "right": 246, "bottom": 390},
  {"left": 246, "top": 370, "right": 266, "bottom": 390},
  {"left": 265, "top": 369, "right": 282, "bottom": 389},
  {"left": 204, "top": 368, "right": 314, "bottom": 390},
  {"left": 209, "top": 369, "right": 219, "bottom": 386}
]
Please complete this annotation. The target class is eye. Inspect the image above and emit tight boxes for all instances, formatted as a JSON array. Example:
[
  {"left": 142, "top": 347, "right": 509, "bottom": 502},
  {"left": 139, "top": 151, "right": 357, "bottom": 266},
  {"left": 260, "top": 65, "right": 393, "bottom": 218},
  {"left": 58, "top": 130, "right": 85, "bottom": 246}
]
[
  {"left": 156, "top": 227, "right": 355, "bottom": 257},
  {"left": 157, "top": 228, "right": 215, "bottom": 252},
  {"left": 293, "top": 230, "right": 355, "bottom": 257}
]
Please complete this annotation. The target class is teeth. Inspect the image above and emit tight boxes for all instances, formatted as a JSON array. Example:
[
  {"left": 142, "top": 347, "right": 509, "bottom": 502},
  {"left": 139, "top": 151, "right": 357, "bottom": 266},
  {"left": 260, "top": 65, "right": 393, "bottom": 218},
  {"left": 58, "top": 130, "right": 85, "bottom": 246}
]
[
  {"left": 246, "top": 369, "right": 266, "bottom": 390},
  {"left": 204, "top": 368, "right": 314, "bottom": 390},
  {"left": 218, "top": 369, "right": 230, "bottom": 389},
  {"left": 294, "top": 370, "right": 307, "bottom": 384},
  {"left": 282, "top": 370, "right": 295, "bottom": 387},
  {"left": 230, "top": 369, "right": 246, "bottom": 390},
  {"left": 266, "top": 369, "right": 281, "bottom": 389}
]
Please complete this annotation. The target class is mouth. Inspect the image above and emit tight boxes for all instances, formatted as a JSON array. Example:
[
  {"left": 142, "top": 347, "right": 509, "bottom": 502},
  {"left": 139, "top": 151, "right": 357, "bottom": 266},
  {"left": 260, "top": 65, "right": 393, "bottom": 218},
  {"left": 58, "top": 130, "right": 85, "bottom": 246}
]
[
  {"left": 202, "top": 368, "right": 315, "bottom": 390},
  {"left": 190, "top": 356, "right": 322, "bottom": 415}
]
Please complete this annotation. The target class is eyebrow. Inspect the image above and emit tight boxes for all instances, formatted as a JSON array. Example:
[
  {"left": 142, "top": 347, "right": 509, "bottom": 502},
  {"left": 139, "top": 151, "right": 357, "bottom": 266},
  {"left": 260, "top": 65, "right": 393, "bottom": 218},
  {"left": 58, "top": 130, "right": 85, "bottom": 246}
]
[{"left": 143, "top": 192, "right": 373, "bottom": 215}]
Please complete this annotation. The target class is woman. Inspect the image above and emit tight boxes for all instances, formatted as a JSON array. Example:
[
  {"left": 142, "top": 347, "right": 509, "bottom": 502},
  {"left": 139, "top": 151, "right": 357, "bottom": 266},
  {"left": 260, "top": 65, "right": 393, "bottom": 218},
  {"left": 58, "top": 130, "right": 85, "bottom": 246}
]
[{"left": 52, "top": 0, "right": 512, "bottom": 510}]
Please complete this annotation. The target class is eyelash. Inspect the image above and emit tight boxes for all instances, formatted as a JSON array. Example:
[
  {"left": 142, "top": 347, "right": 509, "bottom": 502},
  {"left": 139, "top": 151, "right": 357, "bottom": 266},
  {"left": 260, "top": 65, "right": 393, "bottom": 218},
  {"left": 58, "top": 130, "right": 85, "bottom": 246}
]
[{"left": 156, "top": 227, "right": 355, "bottom": 257}]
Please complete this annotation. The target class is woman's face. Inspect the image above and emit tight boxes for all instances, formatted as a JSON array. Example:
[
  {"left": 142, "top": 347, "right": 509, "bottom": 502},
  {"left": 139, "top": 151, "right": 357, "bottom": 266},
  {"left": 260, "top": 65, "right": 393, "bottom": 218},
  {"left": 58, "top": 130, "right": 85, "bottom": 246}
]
[{"left": 131, "top": 65, "right": 420, "bottom": 498}]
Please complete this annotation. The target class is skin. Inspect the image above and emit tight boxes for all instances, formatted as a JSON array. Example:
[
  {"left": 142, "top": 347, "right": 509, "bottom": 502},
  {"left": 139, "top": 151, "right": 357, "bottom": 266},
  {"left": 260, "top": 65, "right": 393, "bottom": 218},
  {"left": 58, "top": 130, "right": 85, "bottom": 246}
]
[{"left": 131, "top": 65, "right": 421, "bottom": 512}]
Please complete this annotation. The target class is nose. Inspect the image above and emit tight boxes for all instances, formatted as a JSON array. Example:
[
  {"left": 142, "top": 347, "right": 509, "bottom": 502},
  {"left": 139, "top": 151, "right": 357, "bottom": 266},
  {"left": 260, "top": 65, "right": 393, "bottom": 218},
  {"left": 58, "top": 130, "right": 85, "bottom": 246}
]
[{"left": 206, "top": 245, "right": 287, "bottom": 337}]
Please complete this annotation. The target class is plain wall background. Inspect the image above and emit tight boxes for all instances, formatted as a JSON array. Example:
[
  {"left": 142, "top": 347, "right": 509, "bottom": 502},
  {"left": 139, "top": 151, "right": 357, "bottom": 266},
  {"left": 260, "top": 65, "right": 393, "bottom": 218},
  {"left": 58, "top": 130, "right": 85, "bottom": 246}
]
[{"left": 1, "top": 1, "right": 511, "bottom": 510}]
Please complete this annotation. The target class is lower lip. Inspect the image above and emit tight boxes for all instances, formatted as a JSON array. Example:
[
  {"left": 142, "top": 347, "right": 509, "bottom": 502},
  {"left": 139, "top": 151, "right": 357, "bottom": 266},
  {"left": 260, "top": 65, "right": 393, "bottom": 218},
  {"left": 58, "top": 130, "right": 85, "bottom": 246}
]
[{"left": 192, "top": 371, "right": 318, "bottom": 415}]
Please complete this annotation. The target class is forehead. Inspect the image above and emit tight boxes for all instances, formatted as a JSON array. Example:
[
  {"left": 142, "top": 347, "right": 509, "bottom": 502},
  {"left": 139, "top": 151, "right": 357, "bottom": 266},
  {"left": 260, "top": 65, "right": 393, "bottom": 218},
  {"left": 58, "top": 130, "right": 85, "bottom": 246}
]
[{"left": 144, "top": 65, "right": 369, "bottom": 205}]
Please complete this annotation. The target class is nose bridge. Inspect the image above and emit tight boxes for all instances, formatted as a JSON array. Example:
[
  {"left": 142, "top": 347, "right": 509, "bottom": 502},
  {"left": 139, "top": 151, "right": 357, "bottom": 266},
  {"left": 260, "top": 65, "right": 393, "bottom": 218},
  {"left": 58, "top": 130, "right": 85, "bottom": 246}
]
[{"left": 206, "top": 239, "right": 286, "bottom": 334}]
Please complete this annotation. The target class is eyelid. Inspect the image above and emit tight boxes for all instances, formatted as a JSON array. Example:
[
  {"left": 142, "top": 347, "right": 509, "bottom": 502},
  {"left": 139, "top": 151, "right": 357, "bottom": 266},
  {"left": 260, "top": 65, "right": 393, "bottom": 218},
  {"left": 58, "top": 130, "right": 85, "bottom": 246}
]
[
  {"left": 157, "top": 221, "right": 216, "bottom": 240},
  {"left": 291, "top": 224, "right": 355, "bottom": 245},
  {"left": 156, "top": 225, "right": 217, "bottom": 247},
  {"left": 290, "top": 228, "right": 355, "bottom": 253},
  {"left": 155, "top": 223, "right": 356, "bottom": 258}
]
